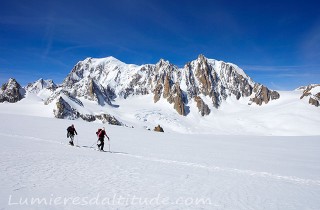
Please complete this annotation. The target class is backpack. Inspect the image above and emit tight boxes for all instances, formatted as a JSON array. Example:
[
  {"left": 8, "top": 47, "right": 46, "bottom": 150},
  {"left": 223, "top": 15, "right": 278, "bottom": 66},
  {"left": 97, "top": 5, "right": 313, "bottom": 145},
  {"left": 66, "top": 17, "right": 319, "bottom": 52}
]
[
  {"left": 96, "top": 128, "right": 102, "bottom": 136},
  {"left": 67, "top": 126, "right": 72, "bottom": 132}
]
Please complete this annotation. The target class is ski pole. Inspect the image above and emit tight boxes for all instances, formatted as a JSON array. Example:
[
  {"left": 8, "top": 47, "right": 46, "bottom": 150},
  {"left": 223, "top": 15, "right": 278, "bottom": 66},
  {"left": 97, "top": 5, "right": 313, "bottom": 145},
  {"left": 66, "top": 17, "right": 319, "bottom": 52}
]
[
  {"left": 108, "top": 139, "right": 111, "bottom": 152},
  {"left": 90, "top": 141, "right": 96, "bottom": 148}
]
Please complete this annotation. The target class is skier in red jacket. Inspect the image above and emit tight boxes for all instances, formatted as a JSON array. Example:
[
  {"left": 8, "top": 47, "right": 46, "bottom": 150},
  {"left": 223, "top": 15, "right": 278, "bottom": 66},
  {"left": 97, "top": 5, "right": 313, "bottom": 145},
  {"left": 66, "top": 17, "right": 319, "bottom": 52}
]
[{"left": 97, "top": 127, "right": 109, "bottom": 151}]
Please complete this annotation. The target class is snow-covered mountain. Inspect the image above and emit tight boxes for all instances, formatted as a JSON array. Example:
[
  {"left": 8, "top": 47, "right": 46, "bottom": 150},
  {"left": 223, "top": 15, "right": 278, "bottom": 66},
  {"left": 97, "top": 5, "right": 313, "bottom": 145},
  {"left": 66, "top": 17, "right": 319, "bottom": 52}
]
[
  {"left": 59, "top": 54, "right": 279, "bottom": 117},
  {"left": 7, "top": 55, "right": 280, "bottom": 111},
  {"left": 0, "top": 55, "right": 319, "bottom": 135},
  {"left": 25, "top": 78, "right": 57, "bottom": 93},
  {"left": 0, "top": 78, "right": 25, "bottom": 103}
]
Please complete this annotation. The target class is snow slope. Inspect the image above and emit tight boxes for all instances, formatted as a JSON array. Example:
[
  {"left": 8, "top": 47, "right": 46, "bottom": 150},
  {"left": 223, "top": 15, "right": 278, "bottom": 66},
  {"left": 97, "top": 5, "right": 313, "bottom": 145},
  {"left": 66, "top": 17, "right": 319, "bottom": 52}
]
[
  {"left": 0, "top": 113, "right": 320, "bottom": 210},
  {"left": 111, "top": 90, "right": 320, "bottom": 135},
  {"left": 3, "top": 85, "right": 318, "bottom": 136}
]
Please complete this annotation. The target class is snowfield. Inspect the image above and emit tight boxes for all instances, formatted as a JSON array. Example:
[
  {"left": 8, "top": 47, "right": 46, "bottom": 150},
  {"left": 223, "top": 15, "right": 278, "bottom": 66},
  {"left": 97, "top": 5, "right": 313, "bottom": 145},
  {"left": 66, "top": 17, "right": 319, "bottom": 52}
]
[
  {"left": 0, "top": 87, "right": 320, "bottom": 209},
  {"left": 0, "top": 112, "right": 320, "bottom": 210}
]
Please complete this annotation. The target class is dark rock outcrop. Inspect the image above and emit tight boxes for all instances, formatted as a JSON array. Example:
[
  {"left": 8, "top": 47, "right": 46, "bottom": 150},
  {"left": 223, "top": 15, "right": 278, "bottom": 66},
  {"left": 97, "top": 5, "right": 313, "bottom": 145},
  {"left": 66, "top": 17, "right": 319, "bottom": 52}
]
[
  {"left": 309, "top": 97, "right": 319, "bottom": 107},
  {"left": 300, "top": 84, "right": 320, "bottom": 107},
  {"left": 95, "top": 114, "right": 122, "bottom": 125},
  {"left": 54, "top": 97, "right": 79, "bottom": 119},
  {"left": 165, "top": 83, "right": 186, "bottom": 116},
  {"left": 249, "top": 84, "right": 280, "bottom": 105},
  {"left": 0, "top": 78, "right": 25, "bottom": 103},
  {"left": 194, "top": 96, "right": 211, "bottom": 116},
  {"left": 153, "top": 83, "right": 163, "bottom": 103},
  {"left": 154, "top": 125, "right": 164, "bottom": 132}
]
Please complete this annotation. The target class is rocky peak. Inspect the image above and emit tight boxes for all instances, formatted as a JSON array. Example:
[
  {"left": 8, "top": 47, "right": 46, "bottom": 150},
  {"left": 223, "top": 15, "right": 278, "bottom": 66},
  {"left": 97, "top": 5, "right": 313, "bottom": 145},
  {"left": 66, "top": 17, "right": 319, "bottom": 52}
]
[
  {"left": 0, "top": 78, "right": 25, "bottom": 103},
  {"left": 26, "top": 78, "right": 57, "bottom": 94},
  {"left": 3, "top": 78, "right": 20, "bottom": 88},
  {"left": 193, "top": 55, "right": 214, "bottom": 96},
  {"left": 196, "top": 54, "right": 210, "bottom": 68},
  {"left": 152, "top": 60, "right": 187, "bottom": 115},
  {"left": 157, "top": 58, "right": 170, "bottom": 67},
  {"left": 154, "top": 59, "right": 178, "bottom": 79},
  {"left": 184, "top": 55, "right": 224, "bottom": 109}
]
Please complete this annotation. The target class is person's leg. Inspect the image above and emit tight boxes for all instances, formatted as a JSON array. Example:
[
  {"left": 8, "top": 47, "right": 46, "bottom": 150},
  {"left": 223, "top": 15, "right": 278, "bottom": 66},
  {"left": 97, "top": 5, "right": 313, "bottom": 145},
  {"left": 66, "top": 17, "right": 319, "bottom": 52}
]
[
  {"left": 97, "top": 139, "right": 100, "bottom": 148},
  {"left": 101, "top": 141, "right": 104, "bottom": 151},
  {"left": 97, "top": 138, "right": 102, "bottom": 150},
  {"left": 69, "top": 135, "right": 74, "bottom": 145}
]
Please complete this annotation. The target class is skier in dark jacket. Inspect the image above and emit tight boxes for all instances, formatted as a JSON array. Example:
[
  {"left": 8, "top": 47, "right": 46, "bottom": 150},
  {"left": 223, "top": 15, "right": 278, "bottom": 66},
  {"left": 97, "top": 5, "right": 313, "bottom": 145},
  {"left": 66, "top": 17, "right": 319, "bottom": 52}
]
[
  {"left": 97, "top": 127, "right": 109, "bottom": 151},
  {"left": 67, "top": 124, "right": 78, "bottom": 146}
]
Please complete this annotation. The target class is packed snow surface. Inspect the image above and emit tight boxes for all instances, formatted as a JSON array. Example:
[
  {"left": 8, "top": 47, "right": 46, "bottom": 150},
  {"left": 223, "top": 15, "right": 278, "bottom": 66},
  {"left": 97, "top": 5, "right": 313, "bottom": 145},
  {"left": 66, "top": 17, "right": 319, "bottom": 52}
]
[{"left": 0, "top": 112, "right": 320, "bottom": 210}]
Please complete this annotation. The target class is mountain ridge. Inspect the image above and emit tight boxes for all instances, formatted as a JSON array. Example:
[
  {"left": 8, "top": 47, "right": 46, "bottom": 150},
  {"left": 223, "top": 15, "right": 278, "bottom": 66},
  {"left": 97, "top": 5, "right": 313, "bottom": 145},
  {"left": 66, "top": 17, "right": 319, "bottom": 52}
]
[
  {"left": 60, "top": 54, "right": 280, "bottom": 115},
  {"left": 0, "top": 54, "right": 319, "bottom": 134}
]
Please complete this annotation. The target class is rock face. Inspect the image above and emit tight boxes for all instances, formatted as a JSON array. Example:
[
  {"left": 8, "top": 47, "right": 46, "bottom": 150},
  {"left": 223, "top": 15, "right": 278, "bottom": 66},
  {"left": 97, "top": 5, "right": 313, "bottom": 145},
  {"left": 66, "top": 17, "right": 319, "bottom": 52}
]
[
  {"left": 0, "top": 78, "right": 25, "bottom": 103},
  {"left": 309, "top": 97, "right": 319, "bottom": 107},
  {"left": 54, "top": 96, "right": 79, "bottom": 119},
  {"left": 166, "top": 83, "right": 186, "bottom": 116},
  {"left": 95, "top": 114, "right": 122, "bottom": 125},
  {"left": 51, "top": 90, "right": 121, "bottom": 124},
  {"left": 154, "top": 125, "right": 164, "bottom": 132},
  {"left": 61, "top": 55, "right": 279, "bottom": 118},
  {"left": 194, "top": 96, "right": 211, "bottom": 116},
  {"left": 53, "top": 96, "right": 122, "bottom": 124},
  {"left": 249, "top": 84, "right": 280, "bottom": 105},
  {"left": 300, "top": 84, "right": 320, "bottom": 107},
  {"left": 64, "top": 76, "right": 112, "bottom": 106}
]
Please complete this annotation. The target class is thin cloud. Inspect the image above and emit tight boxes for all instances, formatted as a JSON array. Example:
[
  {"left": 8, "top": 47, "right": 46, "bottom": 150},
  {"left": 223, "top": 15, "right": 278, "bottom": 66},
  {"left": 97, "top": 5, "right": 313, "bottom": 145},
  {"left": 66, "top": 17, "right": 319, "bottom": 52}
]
[
  {"left": 300, "top": 21, "right": 320, "bottom": 61},
  {"left": 242, "top": 64, "right": 320, "bottom": 72},
  {"left": 274, "top": 73, "right": 320, "bottom": 78},
  {"left": 42, "top": 17, "right": 55, "bottom": 58}
]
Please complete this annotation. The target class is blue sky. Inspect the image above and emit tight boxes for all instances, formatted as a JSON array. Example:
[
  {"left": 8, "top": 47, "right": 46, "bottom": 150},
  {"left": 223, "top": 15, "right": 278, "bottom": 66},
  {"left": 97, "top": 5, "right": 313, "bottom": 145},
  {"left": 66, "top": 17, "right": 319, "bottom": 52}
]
[{"left": 0, "top": 0, "right": 319, "bottom": 90}]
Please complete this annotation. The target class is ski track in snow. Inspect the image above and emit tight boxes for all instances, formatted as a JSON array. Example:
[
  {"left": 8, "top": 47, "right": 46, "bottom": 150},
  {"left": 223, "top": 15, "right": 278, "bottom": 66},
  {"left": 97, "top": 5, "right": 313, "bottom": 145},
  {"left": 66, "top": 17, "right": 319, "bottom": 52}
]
[{"left": 1, "top": 132, "right": 320, "bottom": 187}]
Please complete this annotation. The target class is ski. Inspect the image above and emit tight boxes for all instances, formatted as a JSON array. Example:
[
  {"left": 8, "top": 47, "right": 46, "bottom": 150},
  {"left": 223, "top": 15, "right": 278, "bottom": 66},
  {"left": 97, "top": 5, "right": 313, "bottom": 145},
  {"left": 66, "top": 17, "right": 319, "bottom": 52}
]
[{"left": 62, "top": 142, "right": 111, "bottom": 152}]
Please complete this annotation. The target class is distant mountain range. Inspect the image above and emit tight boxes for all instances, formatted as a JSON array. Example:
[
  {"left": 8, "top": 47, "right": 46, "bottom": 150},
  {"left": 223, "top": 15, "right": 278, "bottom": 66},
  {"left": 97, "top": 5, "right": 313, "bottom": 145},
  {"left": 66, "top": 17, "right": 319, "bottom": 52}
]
[{"left": 0, "top": 55, "right": 319, "bottom": 130}]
